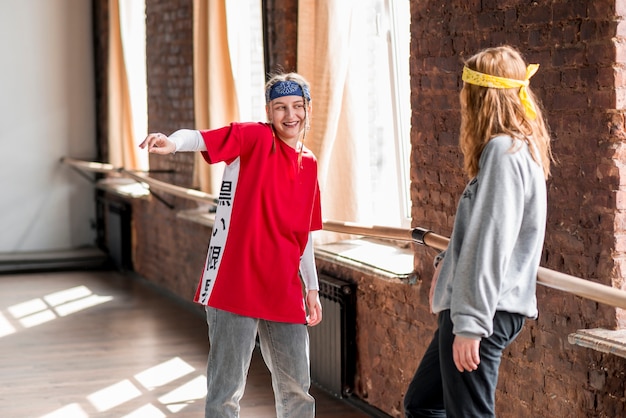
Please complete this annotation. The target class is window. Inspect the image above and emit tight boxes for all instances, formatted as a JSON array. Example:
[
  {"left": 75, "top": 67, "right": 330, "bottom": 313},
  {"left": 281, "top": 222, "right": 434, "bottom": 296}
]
[
  {"left": 118, "top": 0, "right": 148, "bottom": 170},
  {"left": 355, "top": 0, "right": 411, "bottom": 228}
]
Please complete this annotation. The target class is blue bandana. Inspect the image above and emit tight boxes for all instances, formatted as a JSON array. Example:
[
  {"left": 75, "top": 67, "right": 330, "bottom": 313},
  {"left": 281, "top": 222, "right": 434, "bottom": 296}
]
[{"left": 266, "top": 80, "right": 311, "bottom": 103}]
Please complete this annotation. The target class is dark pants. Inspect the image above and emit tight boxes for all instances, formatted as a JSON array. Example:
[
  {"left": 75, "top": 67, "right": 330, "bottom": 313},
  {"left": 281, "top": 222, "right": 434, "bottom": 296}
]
[{"left": 404, "top": 310, "right": 525, "bottom": 418}]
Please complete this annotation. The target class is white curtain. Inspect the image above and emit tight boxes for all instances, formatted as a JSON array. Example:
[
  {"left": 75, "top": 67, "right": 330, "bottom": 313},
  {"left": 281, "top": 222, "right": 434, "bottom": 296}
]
[
  {"left": 192, "top": 0, "right": 240, "bottom": 193},
  {"left": 298, "top": 0, "right": 372, "bottom": 242},
  {"left": 108, "top": 0, "right": 147, "bottom": 171}
]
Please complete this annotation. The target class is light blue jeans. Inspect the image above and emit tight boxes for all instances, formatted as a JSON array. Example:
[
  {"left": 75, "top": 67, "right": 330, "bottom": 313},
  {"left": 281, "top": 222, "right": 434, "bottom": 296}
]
[{"left": 204, "top": 307, "right": 315, "bottom": 418}]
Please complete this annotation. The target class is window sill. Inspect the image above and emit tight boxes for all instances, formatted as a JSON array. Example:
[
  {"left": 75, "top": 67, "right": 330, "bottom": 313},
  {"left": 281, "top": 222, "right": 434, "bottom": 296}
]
[
  {"left": 96, "top": 177, "right": 150, "bottom": 199},
  {"left": 177, "top": 207, "right": 216, "bottom": 227},
  {"left": 314, "top": 238, "right": 415, "bottom": 282},
  {"left": 568, "top": 328, "right": 626, "bottom": 359}
]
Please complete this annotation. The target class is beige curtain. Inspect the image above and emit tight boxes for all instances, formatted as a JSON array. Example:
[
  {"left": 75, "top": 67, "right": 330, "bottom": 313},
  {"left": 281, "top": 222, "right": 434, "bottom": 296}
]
[
  {"left": 298, "top": 0, "right": 368, "bottom": 242},
  {"left": 107, "top": 0, "right": 142, "bottom": 170},
  {"left": 193, "top": 0, "right": 240, "bottom": 193}
]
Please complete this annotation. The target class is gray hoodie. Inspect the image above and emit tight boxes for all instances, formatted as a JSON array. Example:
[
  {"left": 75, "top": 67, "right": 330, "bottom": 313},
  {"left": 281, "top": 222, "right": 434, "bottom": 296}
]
[{"left": 431, "top": 134, "right": 547, "bottom": 339}]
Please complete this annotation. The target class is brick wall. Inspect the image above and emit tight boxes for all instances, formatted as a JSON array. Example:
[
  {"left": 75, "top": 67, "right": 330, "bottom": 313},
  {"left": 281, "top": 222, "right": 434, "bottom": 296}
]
[
  {"left": 262, "top": 0, "right": 299, "bottom": 75},
  {"left": 411, "top": 1, "right": 626, "bottom": 417},
  {"left": 92, "top": 0, "right": 626, "bottom": 416}
]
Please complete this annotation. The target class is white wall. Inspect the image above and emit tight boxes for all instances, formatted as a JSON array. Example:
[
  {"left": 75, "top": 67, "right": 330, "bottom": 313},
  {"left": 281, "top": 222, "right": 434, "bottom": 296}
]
[{"left": 0, "top": 0, "right": 96, "bottom": 253}]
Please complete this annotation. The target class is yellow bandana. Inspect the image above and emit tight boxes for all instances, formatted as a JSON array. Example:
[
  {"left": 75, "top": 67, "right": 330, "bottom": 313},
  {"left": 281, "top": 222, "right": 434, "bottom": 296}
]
[{"left": 462, "top": 64, "right": 540, "bottom": 120}]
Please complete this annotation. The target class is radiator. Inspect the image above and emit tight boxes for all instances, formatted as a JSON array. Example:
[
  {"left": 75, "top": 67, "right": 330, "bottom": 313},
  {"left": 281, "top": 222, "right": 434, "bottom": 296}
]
[
  {"left": 100, "top": 195, "right": 133, "bottom": 271},
  {"left": 309, "top": 274, "right": 356, "bottom": 398}
]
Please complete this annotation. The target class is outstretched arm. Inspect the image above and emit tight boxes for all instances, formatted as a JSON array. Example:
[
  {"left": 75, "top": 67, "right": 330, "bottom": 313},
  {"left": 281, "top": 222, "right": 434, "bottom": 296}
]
[{"left": 139, "top": 129, "right": 206, "bottom": 154}]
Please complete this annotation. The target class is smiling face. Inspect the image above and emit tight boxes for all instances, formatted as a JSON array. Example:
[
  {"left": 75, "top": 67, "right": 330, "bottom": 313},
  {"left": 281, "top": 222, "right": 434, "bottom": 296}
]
[{"left": 266, "top": 95, "right": 310, "bottom": 148}]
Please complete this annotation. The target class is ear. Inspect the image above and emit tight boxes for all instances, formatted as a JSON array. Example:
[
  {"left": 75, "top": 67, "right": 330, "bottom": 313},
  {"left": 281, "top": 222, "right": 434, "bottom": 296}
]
[{"left": 265, "top": 104, "right": 271, "bottom": 122}]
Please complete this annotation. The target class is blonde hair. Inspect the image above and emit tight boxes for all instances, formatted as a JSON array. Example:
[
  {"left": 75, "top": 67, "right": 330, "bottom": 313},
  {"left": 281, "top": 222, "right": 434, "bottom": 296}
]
[{"left": 460, "top": 45, "right": 552, "bottom": 179}]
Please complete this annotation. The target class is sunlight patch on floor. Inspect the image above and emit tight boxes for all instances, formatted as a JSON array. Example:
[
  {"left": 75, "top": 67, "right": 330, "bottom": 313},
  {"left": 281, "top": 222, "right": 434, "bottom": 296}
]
[
  {"left": 2, "top": 286, "right": 114, "bottom": 332},
  {"left": 121, "top": 403, "right": 166, "bottom": 418},
  {"left": 20, "top": 309, "right": 57, "bottom": 328},
  {"left": 39, "top": 357, "right": 206, "bottom": 417},
  {"left": 158, "top": 375, "right": 207, "bottom": 413},
  {"left": 134, "top": 356, "right": 195, "bottom": 390},
  {"left": 8, "top": 298, "right": 49, "bottom": 318},
  {"left": 88, "top": 380, "right": 142, "bottom": 412},
  {"left": 5, "top": 283, "right": 209, "bottom": 417},
  {"left": 0, "top": 312, "right": 16, "bottom": 337},
  {"left": 44, "top": 286, "right": 93, "bottom": 306},
  {"left": 40, "top": 403, "right": 88, "bottom": 418},
  {"left": 54, "top": 294, "right": 113, "bottom": 316}
]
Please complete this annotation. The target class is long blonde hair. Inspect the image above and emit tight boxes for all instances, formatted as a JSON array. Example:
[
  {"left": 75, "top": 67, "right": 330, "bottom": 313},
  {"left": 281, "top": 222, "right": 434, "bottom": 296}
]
[{"left": 460, "top": 45, "right": 553, "bottom": 179}]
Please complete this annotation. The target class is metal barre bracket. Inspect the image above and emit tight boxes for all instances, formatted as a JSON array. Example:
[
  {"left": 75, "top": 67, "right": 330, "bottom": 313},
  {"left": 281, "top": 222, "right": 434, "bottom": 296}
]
[{"left": 411, "top": 227, "right": 431, "bottom": 246}]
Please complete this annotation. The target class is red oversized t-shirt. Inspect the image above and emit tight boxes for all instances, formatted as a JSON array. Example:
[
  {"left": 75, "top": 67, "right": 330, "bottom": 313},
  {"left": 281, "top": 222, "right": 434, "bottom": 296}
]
[{"left": 193, "top": 122, "right": 323, "bottom": 324}]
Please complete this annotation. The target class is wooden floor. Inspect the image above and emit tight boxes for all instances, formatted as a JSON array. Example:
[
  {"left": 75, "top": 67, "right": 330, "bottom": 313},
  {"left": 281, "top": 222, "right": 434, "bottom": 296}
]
[{"left": 0, "top": 270, "right": 372, "bottom": 418}]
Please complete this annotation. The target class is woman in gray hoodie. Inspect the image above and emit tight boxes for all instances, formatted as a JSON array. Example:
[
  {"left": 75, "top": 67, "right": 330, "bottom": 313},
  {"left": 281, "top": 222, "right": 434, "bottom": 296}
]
[{"left": 404, "top": 45, "right": 553, "bottom": 418}]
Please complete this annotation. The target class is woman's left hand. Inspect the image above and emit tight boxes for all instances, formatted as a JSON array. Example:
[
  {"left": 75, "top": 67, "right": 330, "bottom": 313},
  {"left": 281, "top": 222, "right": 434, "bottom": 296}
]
[
  {"left": 305, "top": 290, "right": 322, "bottom": 326},
  {"left": 452, "top": 335, "right": 481, "bottom": 372}
]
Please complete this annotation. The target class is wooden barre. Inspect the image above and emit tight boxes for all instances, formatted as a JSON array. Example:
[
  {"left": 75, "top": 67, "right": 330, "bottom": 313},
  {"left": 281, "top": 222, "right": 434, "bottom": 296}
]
[
  {"left": 323, "top": 220, "right": 626, "bottom": 310},
  {"left": 119, "top": 169, "right": 219, "bottom": 205},
  {"left": 60, "top": 157, "right": 117, "bottom": 174},
  {"left": 60, "top": 158, "right": 219, "bottom": 205}
]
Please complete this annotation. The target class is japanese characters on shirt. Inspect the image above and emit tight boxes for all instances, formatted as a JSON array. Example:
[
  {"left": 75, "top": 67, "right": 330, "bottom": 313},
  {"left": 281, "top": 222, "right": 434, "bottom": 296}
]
[{"left": 197, "top": 157, "right": 240, "bottom": 304}]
